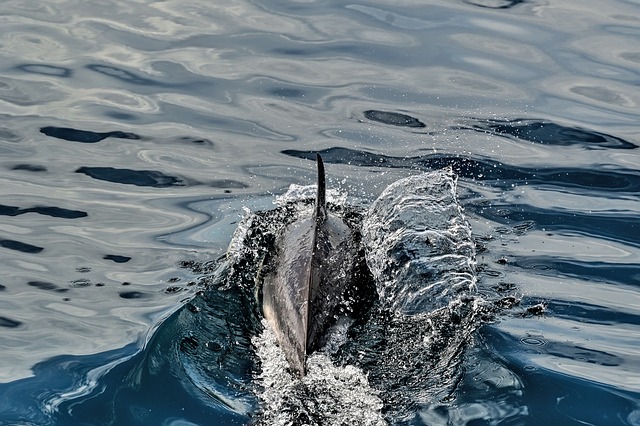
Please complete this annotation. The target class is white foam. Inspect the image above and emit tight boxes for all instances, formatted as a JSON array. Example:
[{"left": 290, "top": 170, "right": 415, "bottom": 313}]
[{"left": 252, "top": 320, "right": 387, "bottom": 426}]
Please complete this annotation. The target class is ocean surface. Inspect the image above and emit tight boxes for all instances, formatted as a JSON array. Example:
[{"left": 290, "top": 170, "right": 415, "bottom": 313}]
[{"left": 1, "top": 0, "right": 639, "bottom": 424}]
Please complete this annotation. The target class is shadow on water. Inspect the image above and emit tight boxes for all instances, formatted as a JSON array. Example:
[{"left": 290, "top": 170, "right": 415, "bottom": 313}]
[
  {"left": 0, "top": 316, "right": 22, "bottom": 328},
  {"left": 15, "top": 64, "right": 73, "bottom": 78},
  {"left": 40, "top": 126, "right": 140, "bottom": 143},
  {"left": 75, "top": 166, "right": 188, "bottom": 188},
  {"left": 11, "top": 164, "right": 48, "bottom": 172},
  {"left": 462, "top": 0, "right": 531, "bottom": 9},
  {"left": 0, "top": 203, "right": 87, "bottom": 218},
  {"left": 363, "top": 110, "right": 426, "bottom": 128},
  {"left": 74, "top": 166, "right": 248, "bottom": 189},
  {"left": 0, "top": 239, "right": 44, "bottom": 254}
]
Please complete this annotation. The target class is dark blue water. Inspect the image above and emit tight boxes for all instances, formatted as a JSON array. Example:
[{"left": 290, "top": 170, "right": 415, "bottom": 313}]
[{"left": 1, "top": 0, "right": 639, "bottom": 424}]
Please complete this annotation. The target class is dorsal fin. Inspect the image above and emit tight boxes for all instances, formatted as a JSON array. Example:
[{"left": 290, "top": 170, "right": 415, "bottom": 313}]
[
  {"left": 315, "top": 153, "right": 327, "bottom": 224},
  {"left": 301, "top": 153, "right": 326, "bottom": 374}
]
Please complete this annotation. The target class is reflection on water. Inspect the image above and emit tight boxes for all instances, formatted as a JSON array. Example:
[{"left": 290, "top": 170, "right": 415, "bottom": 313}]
[{"left": 1, "top": 0, "right": 639, "bottom": 424}]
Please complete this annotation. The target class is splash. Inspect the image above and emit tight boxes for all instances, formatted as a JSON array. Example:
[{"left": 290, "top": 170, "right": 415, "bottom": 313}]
[
  {"left": 252, "top": 320, "right": 386, "bottom": 426},
  {"left": 226, "top": 170, "right": 482, "bottom": 423},
  {"left": 336, "top": 168, "right": 482, "bottom": 420},
  {"left": 363, "top": 167, "right": 477, "bottom": 315},
  {"left": 275, "top": 183, "right": 348, "bottom": 207}
]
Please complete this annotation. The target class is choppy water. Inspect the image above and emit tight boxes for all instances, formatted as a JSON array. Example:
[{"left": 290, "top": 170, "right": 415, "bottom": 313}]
[{"left": 1, "top": 0, "right": 639, "bottom": 425}]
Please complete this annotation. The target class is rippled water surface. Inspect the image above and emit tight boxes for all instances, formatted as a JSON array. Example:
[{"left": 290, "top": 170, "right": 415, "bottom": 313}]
[{"left": 1, "top": 0, "right": 639, "bottom": 424}]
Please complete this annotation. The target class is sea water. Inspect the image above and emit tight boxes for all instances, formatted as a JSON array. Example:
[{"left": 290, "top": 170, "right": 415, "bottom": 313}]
[{"left": 1, "top": 0, "right": 639, "bottom": 424}]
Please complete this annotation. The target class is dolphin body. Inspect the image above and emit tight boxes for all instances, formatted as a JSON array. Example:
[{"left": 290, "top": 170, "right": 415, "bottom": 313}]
[{"left": 260, "top": 154, "right": 356, "bottom": 377}]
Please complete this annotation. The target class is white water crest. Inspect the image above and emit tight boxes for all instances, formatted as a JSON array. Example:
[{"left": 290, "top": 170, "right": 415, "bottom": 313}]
[
  {"left": 275, "top": 183, "right": 348, "bottom": 208},
  {"left": 363, "top": 167, "right": 477, "bottom": 315},
  {"left": 252, "top": 320, "right": 386, "bottom": 426}
]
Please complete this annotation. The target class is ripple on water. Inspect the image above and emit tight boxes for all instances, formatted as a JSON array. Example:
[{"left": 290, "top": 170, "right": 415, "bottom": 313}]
[{"left": 0, "top": 0, "right": 639, "bottom": 424}]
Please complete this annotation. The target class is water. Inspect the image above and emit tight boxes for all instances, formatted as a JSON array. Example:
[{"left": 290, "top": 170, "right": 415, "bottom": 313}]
[{"left": 1, "top": 0, "right": 639, "bottom": 424}]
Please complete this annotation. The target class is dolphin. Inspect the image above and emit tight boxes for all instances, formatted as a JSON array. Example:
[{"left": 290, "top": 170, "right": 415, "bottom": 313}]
[{"left": 260, "top": 154, "right": 355, "bottom": 377}]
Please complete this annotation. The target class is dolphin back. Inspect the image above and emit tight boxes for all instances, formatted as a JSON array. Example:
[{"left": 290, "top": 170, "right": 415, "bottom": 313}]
[
  {"left": 306, "top": 155, "right": 351, "bottom": 355},
  {"left": 261, "top": 154, "right": 353, "bottom": 376}
]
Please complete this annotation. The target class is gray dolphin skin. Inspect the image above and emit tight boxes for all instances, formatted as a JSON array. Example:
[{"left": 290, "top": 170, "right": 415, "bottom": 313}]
[{"left": 261, "top": 154, "right": 353, "bottom": 377}]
